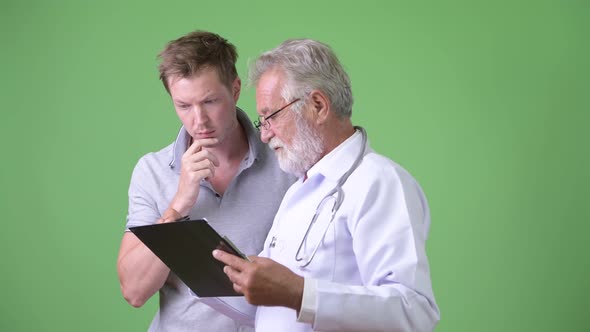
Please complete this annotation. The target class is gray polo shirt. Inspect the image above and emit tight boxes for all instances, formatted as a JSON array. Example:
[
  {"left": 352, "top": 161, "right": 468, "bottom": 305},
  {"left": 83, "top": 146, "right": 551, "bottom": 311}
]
[{"left": 125, "top": 108, "right": 295, "bottom": 332}]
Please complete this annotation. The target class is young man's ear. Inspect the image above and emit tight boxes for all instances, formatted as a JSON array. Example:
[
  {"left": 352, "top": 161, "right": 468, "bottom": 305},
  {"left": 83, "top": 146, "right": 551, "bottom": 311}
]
[{"left": 232, "top": 78, "right": 241, "bottom": 102}]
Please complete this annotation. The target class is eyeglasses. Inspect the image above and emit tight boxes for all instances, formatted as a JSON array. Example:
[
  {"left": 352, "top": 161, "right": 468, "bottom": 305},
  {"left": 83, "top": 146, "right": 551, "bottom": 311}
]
[{"left": 254, "top": 98, "right": 301, "bottom": 130}]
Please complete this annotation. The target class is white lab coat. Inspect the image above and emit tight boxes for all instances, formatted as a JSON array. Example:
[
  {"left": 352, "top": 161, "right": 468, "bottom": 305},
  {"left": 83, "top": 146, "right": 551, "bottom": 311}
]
[{"left": 203, "top": 130, "right": 440, "bottom": 331}]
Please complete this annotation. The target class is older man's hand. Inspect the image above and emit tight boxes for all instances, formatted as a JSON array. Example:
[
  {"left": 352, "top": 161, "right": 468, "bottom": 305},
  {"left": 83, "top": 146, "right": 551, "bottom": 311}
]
[{"left": 213, "top": 249, "right": 304, "bottom": 311}]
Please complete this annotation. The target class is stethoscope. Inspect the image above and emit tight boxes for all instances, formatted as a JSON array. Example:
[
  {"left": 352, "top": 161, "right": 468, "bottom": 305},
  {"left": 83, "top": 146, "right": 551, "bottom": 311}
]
[{"left": 291, "top": 126, "right": 368, "bottom": 268}]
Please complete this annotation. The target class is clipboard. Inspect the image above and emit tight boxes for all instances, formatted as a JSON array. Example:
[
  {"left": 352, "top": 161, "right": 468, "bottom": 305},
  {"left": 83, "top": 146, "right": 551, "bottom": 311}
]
[{"left": 129, "top": 219, "right": 248, "bottom": 297}]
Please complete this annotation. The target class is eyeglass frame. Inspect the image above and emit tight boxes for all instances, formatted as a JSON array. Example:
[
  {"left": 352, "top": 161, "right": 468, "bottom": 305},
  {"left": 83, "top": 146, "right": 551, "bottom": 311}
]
[{"left": 254, "top": 98, "right": 301, "bottom": 130}]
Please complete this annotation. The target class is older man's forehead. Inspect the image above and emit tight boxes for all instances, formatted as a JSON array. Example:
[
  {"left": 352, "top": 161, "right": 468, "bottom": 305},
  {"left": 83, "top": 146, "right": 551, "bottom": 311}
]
[{"left": 256, "top": 74, "right": 285, "bottom": 116}]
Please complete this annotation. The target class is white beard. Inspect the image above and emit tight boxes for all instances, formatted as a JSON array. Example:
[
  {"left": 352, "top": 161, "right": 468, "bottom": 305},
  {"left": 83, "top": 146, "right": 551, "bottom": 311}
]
[{"left": 269, "top": 115, "right": 324, "bottom": 177}]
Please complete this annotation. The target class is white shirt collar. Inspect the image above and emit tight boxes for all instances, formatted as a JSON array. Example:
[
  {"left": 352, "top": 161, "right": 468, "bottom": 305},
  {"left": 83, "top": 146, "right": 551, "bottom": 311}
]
[{"left": 306, "top": 129, "right": 365, "bottom": 182}]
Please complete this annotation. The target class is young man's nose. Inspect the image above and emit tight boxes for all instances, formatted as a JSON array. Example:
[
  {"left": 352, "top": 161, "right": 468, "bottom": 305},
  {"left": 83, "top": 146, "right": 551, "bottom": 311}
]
[{"left": 192, "top": 106, "right": 208, "bottom": 124}]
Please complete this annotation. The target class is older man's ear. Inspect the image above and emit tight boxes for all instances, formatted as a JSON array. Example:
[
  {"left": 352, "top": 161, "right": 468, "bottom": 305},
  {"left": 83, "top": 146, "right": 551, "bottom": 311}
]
[{"left": 308, "top": 90, "right": 331, "bottom": 125}]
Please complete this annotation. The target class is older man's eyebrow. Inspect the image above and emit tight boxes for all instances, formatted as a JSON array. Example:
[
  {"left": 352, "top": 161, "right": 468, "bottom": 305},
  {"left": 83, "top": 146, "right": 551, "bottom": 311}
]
[{"left": 258, "top": 107, "right": 272, "bottom": 118}]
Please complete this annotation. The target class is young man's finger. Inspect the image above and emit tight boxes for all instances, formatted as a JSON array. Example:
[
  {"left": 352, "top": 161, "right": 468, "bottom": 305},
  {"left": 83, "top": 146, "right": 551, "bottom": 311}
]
[{"left": 186, "top": 137, "right": 219, "bottom": 154}]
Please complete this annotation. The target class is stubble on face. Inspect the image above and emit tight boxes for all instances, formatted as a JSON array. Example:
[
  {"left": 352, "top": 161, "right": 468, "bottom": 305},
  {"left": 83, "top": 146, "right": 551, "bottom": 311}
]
[{"left": 168, "top": 68, "right": 239, "bottom": 148}]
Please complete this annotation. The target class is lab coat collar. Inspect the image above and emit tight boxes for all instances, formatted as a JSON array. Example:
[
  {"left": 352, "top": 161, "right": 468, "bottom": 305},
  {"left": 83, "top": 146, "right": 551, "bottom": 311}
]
[{"left": 306, "top": 129, "right": 366, "bottom": 183}]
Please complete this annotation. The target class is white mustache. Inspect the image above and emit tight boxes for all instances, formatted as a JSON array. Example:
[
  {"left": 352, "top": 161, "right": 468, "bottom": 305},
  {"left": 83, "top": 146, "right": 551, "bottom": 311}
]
[{"left": 269, "top": 138, "right": 284, "bottom": 149}]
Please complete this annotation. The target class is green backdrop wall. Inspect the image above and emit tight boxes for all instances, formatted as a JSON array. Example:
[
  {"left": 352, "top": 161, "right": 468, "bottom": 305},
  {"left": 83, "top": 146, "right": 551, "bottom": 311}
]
[{"left": 1, "top": 0, "right": 588, "bottom": 331}]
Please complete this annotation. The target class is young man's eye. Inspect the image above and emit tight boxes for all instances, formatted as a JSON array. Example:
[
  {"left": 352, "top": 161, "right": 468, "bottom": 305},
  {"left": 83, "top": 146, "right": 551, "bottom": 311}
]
[{"left": 204, "top": 98, "right": 218, "bottom": 104}]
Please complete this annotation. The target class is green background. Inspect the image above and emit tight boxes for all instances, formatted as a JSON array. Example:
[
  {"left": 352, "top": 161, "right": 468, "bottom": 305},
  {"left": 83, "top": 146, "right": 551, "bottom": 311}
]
[{"left": 1, "top": 0, "right": 588, "bottom": 331}]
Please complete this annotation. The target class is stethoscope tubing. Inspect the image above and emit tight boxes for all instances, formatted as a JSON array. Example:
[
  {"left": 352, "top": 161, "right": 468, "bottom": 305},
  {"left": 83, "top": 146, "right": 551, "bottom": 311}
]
[{"left": 294, "top": 127, "right": 368, "bottom": 267}]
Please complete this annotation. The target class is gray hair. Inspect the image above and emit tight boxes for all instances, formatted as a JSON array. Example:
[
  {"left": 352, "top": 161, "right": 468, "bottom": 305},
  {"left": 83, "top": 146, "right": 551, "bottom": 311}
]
[{"left": 249, "top": 39, "right": 353, "bottom": 118}]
